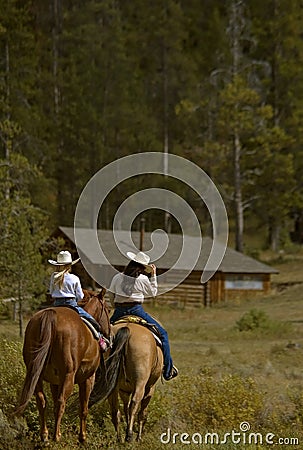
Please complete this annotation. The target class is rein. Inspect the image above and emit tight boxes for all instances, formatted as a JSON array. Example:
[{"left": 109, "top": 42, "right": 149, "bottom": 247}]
[{"left": 86, "top": 294, "right": 112, "bottom": 347}]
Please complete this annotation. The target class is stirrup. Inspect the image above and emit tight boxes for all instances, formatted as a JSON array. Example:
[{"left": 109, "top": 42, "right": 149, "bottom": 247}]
[{"left": 165, "top": 365, "right": 179, "bottom": 381}]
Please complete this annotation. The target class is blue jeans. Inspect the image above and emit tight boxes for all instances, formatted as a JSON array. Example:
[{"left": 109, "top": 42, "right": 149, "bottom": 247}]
[
  {"left": 110, "top": 303, "right": 173, "bottom": 379},
  {"left": 53, "top": 298, "right": 98, "bottom": 325}
]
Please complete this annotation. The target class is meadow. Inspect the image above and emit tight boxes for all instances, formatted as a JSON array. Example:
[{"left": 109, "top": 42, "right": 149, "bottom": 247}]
[{"left": 1, "top": 252, "right": 303, "bottom": 449}]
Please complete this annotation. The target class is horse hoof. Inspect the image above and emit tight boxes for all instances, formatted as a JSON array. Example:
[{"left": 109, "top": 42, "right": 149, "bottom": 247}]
[
  {"left": 78, "top": 434, "right": 87, "bottom": 444},
  {"left": 40, "top": 432, "right": 49, "bottom": 445},
  {"left": 126, "top": 433, "right": 133, "bottom": 442},
  {"left": 53, "top": 433, "right": 61, "bottom": 442}
]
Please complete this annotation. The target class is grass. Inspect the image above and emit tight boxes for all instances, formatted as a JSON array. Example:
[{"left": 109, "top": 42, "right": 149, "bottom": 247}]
[{"left": 2, "top": 253, "right": 303, "bottom": 448}]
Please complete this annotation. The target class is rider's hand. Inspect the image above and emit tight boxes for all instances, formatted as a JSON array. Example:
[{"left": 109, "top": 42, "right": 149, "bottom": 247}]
[{"left": 150, "top": 264, "right": 157, "bottom": 275}]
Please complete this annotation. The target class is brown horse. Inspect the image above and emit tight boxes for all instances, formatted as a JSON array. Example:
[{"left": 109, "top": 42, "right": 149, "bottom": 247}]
[
  {"left": 89, "top": 322, "right": 163, "bottom": 442},
  {"left": 15, "top": 289, "right": 111, "bottom": 443}
]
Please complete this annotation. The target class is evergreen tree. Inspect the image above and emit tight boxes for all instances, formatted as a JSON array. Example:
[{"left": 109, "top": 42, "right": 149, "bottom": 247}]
[
  {"left": 251, "top": 0, "right": 303, "bottom": 245},
  {"left": 0, "top": 197, "right": 47, "bottom": 337},
  {"left": 0, "top": 0, "right": 302, "bottom": 251},
  {"left": 0, "top": 154, "right": 48, "bottom": 336},
  {"left": 252, "top": 127, "right": 295, "bottom": 250},
  {"left": 180, "top": 0, "right": 297, "bottom": 251}
]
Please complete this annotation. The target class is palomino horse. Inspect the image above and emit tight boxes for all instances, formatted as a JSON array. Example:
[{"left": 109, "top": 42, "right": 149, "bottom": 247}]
[
  {"left": 89, "top": 322, "right": 163, "bottom": 442},
  {"left": 15, "top": 289, "right": 110, "bottom": 443}
]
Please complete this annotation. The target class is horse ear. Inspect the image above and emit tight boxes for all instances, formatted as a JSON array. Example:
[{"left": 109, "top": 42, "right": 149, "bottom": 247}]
[{"left": 97, "top": 287, "right": 106, "bottom": 299}]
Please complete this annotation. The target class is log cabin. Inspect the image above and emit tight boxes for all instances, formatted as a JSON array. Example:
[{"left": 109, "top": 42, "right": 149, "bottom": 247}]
[{"left": 51, "top": 227, "right": 278, "bottom": 307}]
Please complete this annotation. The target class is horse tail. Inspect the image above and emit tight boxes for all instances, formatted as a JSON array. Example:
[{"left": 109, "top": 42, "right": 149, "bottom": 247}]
[
  {"left": 89, "top": 326, "right": 130, "bottom": 408},
  {"left": 15, "top": 309, "right": 56, "bottom": 415}
]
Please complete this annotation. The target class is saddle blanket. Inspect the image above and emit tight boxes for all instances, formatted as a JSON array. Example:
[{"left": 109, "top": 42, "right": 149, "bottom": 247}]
[
  {"left": 81, "top": 317, "right": 100, "bottom": 340},
  {"left": 113, "top": 315, "right": 162, "bottom": 347}
]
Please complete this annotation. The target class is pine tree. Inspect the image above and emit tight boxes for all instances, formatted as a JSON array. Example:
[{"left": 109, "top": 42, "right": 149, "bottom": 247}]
[
  {"left": 0, "top": 154, "right": 48, "bottom": 336},
  {"left": 251, "top": 0, "right": 303, "bottom": 245},
  {"left": 252, "top": 127, "right": 295, "bottom": 250},
  {"left": 0, "top": 197, "right": 47, "bottom": 337}
]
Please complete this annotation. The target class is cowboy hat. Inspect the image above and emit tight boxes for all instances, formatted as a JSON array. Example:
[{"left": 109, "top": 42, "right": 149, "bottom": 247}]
[
  {"left": 126, "top": 251, "right": 153, "bottom": 273},
  {"left": 48, "top": 250, "right": 80, "bottom": 266}
]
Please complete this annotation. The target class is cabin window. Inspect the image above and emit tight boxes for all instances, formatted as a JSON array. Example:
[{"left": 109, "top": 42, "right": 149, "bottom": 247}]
[{"left": 225, "top": 274, "right": 263, "bottom": 290}]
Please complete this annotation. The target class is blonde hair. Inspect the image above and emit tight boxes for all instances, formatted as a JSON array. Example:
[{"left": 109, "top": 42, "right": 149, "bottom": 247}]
[{"left": 52, "top": 264, "right": 72, "bottom": 290}]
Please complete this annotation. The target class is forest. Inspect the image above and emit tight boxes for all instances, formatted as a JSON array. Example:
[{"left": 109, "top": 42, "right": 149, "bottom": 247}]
[
  {"left": 2, "top": 2, "right": 303, "bottom": 447},
  {"left": 1, "top": 0, "right": 303, "bottom": 308}
]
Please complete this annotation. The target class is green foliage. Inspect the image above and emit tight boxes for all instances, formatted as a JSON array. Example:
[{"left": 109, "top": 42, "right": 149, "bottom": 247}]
[
  {"left": 0, "top": 0, "right": 302, "bottom": 248},
  {"left": 235, "top": 309, "right": 292, "bottom": 337},
  {"left": 0, "top": 152, "right": 49, "bottom": 335},
  {"left": 0, "top": 339, "right": 24, "bottom": 412},
  {"left": 0, "top": 300, "right": 10, "bottom": 319},
  {"left": 0, "top": 337, "right": 36, "bottom": 449},
  {"left": 236, "top": 309, "right": 271, "bottom": 332},
  {"left": 175, "top": 372, "right": 264, "bottom": 430}
]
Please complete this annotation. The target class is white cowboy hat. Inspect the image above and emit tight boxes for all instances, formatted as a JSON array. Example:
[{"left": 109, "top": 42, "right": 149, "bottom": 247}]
[
  {"left": 126, "top": 251, "right": 153, "bottom": 273},
  {"left": 48, "top": 250, "right": 80, "bottom": 266}
]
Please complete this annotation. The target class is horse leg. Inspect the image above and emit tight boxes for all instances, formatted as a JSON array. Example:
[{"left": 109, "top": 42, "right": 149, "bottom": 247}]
[
  {"left": 53, "top": 373, "right": 74, "bottom": 442},
  {"left": 108, "top": 389, "right": 122, "bottom": 442},
  {"left": 35, "top": 380, "right": 48, "bottom": 442},
  {"left": 78, "top": 375, "right": 95, "bottom": 443},
  {"left": 119, "top": 390, "right": 130, "bottom": 428},
  {"left": 50, "top": 383, "right": 59, "bottom": 423},
  {"left": 137, "top": 386, "right": 155, "bottom": 441},
  {"left": 126, "top": 383, "right": 145, "bottom": 443}
]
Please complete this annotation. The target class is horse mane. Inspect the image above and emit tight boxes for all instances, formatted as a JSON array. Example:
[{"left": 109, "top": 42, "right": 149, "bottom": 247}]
[
  {"left": 80, "top": 289, "right": 110, "bottom": 339},
  {"left": 78, "top": 288, "right": 106, "bottom": 306}
]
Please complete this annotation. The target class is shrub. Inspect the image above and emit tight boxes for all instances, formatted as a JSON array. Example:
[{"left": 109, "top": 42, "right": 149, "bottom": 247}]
[
  {"left": 0, "top": 301, "right": 11, "bottom": 320},
  {"left": 235, "top": 309, "right": 293, "bottom": 338},
  {"left": 0, "top": 338, "right": 25, "bottom": 412},
  {"left": 173, "top": 371, "right": 264, "bottom": 431},
  {"left": 235, "top": 309, "right": 271, "bottom": 332},
  {"left": 0, "top": 338, "right": 31, "bottom": 449}
]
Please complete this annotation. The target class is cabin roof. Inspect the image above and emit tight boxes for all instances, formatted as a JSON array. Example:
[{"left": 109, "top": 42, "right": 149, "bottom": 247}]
[{"left": 56, "top": 227, "right": 278, "bottom": 275}]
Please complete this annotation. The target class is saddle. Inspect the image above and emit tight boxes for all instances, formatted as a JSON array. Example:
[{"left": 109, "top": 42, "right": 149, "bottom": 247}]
[
  {"left": 113, "top": 315, "right": 162, "bottom": 347},
  {"left": 81, "top": 317, "right": 100, "bottom": 339}
]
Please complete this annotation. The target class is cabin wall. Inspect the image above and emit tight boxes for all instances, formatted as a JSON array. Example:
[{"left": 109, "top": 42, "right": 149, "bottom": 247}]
[
  {"left": 213, "top": 273, "right": 271, "bottom": 303},
  {"left": 209, "top": 272, "right": 224, "bottom": 303},
  {"left": 156, "top": 283, "right": 205, "bottom": 307},
  {"left": 156, "top": 272, "right": 272, "bottom": 307}
]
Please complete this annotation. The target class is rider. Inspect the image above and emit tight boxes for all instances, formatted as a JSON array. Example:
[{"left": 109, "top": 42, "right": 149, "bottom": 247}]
[
  {"left": 108, "top": 251, "right": 178, "bottom": 381},
  {"left": 48, "top": 250, "right": 102, "bottom": 334}
]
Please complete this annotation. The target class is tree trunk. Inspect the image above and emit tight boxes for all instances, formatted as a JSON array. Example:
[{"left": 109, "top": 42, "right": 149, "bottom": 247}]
[
  {"left": 268, "top": 222, "right": 280, "bottom": 252},
  {"left": 18, "top": 280, "right": 23, "bottom": 338},
  {"left": 234, "top": 132, "right": 244, "bottom": 252},
  {"left": 19, "top": 301, "right": 24, "bottom": 338},
  {"left": 162, "top": 3, "right": 171, "bottom": 234},
  {"left": 4, "top": 41, "right": 11, "bottom": 201},
  {"left": 52, "top": 0, "right": 60, "bottom": 117},
  {"left": 52, "top": 0, "right": 65, "bottom": 223},
  {"left": 13, "top": 302, "right": 17, "bottom": 322},
  {"left": 230, "top": 0, "right": 244, "bottom": 253}
]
